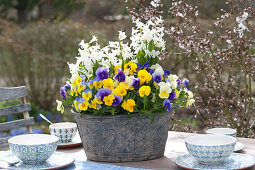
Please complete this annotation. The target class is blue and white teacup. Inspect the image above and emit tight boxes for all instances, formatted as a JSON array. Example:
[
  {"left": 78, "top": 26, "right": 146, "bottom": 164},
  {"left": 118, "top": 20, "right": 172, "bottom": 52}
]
[
  {"left": 8, "top": 134, "right": 58, "bottom": 164},
  {"left": 206, "top": 128, "right": 237, "bottom": 137},
  {"left": 185, "top": 134, "right": 236, "bottom": 165},
  {"left": 49, "top": 122, "right": 77, "bottom": 143}
]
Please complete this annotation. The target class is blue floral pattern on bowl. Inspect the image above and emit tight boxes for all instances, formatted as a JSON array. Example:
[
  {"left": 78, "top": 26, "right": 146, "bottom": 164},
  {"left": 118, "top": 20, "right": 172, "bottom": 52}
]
[
  {"left": 0, "top": 151, "right": 74, "bottom": 170},
  {"left": 49, "top": 123, "right": 77, "bottom": 143},
  {"left": 186, "top": 141, "right": 236, "bottom": 165},
  {"left": 8, "top": 135, "right": 58, "bottom": 165},
  {"left": 175, "top": 153, "right": 255, "bottom": 169}
]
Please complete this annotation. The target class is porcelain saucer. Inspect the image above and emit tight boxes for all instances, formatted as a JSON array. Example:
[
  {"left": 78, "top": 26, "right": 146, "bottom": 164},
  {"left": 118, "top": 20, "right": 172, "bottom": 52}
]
[
  {"left": 234, "top": 142, "right": 244, "bottom": 152},
  {"left": 57, "top": 133, "right": 82, "bottom": 149},
  {"left": 0, "top": 151, "right": 74, "bottom": 170},
  {"left": 175, "top": 153, "right": 255, "bottom": 170}
]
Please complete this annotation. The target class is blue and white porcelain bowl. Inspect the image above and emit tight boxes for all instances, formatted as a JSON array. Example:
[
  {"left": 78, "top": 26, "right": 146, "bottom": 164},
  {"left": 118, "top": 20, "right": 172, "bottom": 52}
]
[
  {"left": 8, "top": 134, "right": 59, "bottom": 164},
  {"left": 185, "top": 134, "right": 236, "bottom": 165},
  {"left": 49, "top": 122, "right": 77, "bottom": 143},
  {"left": 206, "top": 128, "right": 237, "bottom": 137}
]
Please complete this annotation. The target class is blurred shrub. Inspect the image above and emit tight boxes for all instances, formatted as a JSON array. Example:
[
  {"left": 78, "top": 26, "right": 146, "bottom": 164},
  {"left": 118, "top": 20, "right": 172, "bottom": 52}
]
[{"left": 0, "top": 20, "right": 107, "bottom": 110}]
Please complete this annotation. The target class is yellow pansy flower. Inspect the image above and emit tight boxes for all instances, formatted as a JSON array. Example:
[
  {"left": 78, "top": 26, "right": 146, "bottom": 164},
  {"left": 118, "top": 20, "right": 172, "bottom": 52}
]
[
  {"left": 93, "top": 81, "right": 102, "bottom": 89},
  {"left": 114, "top": 65, "right": 121, "bottom": 75},
  {"left": 138, "top": 86, "right": 151, "bottom": 97},
  {"left": 138, "top": 70, "right": 152, "bottom": 85},
  {"left": 82, "top": 89, "right": 92, "bottom": 101},
  {"left": 119, "top": 82, "right": 129, "bottom": 89},
  {"left": 88, "top": 83, "right": 94, "bottom": 89},
  {"left": 175, "top": 89, "right": 180, "bottom": 99},
  {"left": 95, "top": 97, "right": 103, "bottom": 104},
  {"left": 70, "top": 86, "right": 78, "bottom": 96},
  {"left": 124, "top": 61, "right": 137, "bottom": 75},
  {"left": 122, "top": 99, "right": 135, "bottom": 112},
  {"left": 103, "top": 78, "right": 114, "bottom": 90},
  {"left": 79, "top": 100, "right": 89, "bottom": 111},
  {"left": 103, "top": 94, "right": 115, "bottom": 106},
  {"left": 113, "top": 84, "right": 127, "bottom": 97},
  {"left": 74, "top": 100, "right": 79, "bottom": 110},
  {"left": 77, "top": 84, "right": 85, "bottom": 94},
  {"left": 90, "top": 99, "right": 99, "bottom": 110},
  {"left": 73, "top": 76, "right": 82, "bottom": 86}
]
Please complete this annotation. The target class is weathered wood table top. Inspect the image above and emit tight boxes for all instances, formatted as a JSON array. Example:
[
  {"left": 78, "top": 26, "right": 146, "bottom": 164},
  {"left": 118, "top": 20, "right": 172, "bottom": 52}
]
[{"left": 58, "top": 131, "right": 255, "bottom": 170}]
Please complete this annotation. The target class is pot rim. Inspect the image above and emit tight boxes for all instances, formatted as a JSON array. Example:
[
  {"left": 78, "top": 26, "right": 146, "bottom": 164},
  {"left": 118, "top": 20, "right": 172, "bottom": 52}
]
[{"left": 71, "top": 109, "right": 171, "bottom": 120}]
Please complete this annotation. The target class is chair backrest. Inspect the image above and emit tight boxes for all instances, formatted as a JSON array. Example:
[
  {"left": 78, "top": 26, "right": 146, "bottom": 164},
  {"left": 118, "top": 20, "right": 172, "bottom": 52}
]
[{"left": 0, "top": 86, "right": 34, "bottom": 147}]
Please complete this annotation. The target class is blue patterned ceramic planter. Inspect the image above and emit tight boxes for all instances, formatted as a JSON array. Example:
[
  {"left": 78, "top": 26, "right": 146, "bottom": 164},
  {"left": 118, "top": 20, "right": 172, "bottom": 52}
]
[
  {"left": 8, "top": 134, "right": 59, "bottom": 164},
  {"left": 49, "top": 122, "right": 77, "bottom": 143},
  {"left": 72, "top": 110, "right": 171, "bottom": 162},
  {"left": 185, "top": 135, "right": 236, "bottom": 165}
]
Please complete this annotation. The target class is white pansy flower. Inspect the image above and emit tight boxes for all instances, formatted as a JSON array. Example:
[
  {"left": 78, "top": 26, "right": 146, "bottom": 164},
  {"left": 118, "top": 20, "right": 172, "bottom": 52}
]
[
  {"left": 171, "top": 81, "right": 178, "bottom": 89},
  {"left": 124, "top": 69, "right": 130, "bottom": 76},
  {"left": 168, "top": 74, "right": 179, "bottom": 82},
  {"left": 186, "top": 99, "right": 195, "bottom": 108},
  {"left": 155, "top": 67, "right": 164, "bottom": 77},
  {"left": 158, "top": 82, "right": 172, "bottom": 99},
  {"left": 125, "top": 76, "right": 134, "bottom": 87},
  {"left": 150, "top": 63, "right": 162, "bottom": 70},
  {"left": 188, "top": 91, "right": 194, "bottom": 98},
  {"left": 56, "top": 100, "right": 64, "bottom": 113}
]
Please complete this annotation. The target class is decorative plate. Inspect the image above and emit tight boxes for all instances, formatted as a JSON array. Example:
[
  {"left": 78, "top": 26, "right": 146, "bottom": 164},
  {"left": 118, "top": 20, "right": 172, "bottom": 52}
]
[
  {"left": 57, "top": 133, "right": 82, "bottom": 149},
  {"left": 175, "top": 153, "right": 255, "bottom": 170},
  {"left": 0, "top": 151, "right": 74, "bottom": 170},
  {"left": 234, "top": 142, "right": 244, "bottom": 152}
]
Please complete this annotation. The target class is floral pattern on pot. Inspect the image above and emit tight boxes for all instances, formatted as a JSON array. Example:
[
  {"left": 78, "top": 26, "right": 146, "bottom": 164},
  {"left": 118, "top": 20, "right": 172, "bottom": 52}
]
[
  {"left": 49, "top": 124, "right": 77, "bottom": 143},
  {"left": 185, "top": 142, "right": 236, "bottom": 165},
  {"left": 9, "top": 142, "right": 58, "bottom": 164}
]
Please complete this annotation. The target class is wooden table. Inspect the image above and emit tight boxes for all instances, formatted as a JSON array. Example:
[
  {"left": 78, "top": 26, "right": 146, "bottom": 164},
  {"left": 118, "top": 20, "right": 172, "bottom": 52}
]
[{"left": 58, "top": 131, "right": 255, "bottom": 170}]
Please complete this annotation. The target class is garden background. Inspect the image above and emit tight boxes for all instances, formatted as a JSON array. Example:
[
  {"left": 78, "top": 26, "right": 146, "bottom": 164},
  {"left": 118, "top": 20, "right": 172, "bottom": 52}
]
[{"left": 0, "top": 0, "right": 254, "bottom": 144}]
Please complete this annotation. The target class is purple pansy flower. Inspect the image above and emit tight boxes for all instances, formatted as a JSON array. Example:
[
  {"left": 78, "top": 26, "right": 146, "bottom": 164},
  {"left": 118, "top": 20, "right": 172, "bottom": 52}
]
[
  {"left": 132, "top": 78, "right": 140, "bottom": 90},
  {"left": 96, "top": 67, "right": 109, "bottom": 80},
  {"left": 60, "top": 83, "right": 70, "bottom": 101},
  {"left": 177, "top": 79, "right": 181, "bottom": 87},
  {"left": 152, "top": 72, "right": 162, "bottom": 83},
  {"left": 163, "top": 99, "right": 172, "bottom": 112},
  {"left": 163, "top": 69, "right": 171, "bottom": 78},
  {"left": 137, "top": 61, "right": 151, "bottom": 70},
  {"left": 83, "top": 89, "right": 92, "bottom": 94},
  {"left": 64, "top": 84, "right": 70, "bottom": 90},
  {"left": 97, "top": 88, "right": 112, "bottom": 102},
  {"left": 112, "top": 95, "right": 122, "bottom": 106},
  {"left": 82, "top": 81, "right": 88, "bottom": 87},
  {"left": 114, "top": 68, "right": 125, "bottom": 82},
  {"left": 75, "top": 97, "right": 84, "bottom": 104},
  {"left": 149, "top": 70, "right": 154, "bottom": 75},
  {"left": 183, "top": 78, "right": 189, "bottom": 89},
  {"left": 168, "top": 91, "right": 175, "bottom": 101}
]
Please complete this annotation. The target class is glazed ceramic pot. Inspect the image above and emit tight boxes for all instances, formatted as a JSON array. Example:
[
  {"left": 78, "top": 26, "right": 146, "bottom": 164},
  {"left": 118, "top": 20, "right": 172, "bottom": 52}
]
[
  {"left": 49, "top": 122, "right": 77, "bottom": 143},
  {"left": 185, "top": 135, "right": 236, "bottom": 165},
  {"left": 72, "top": 110, "right": 171, "bottom": 162},
  {"left": 8, "top": 134, "right": 59, "bottom": 164}
]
